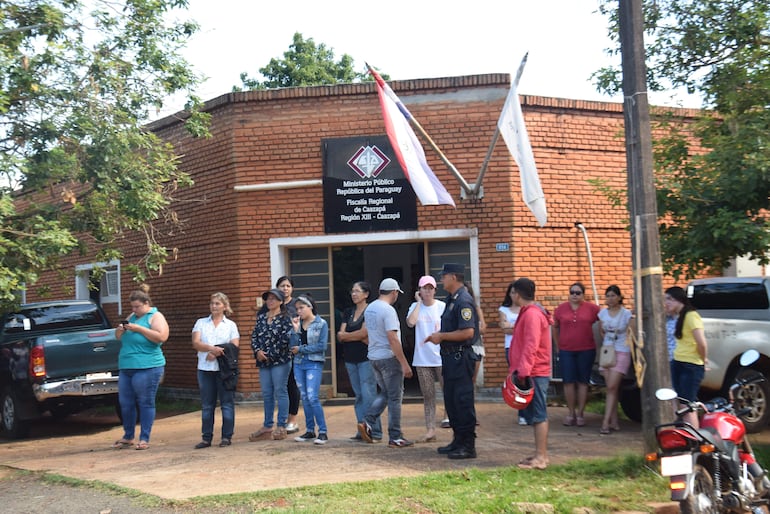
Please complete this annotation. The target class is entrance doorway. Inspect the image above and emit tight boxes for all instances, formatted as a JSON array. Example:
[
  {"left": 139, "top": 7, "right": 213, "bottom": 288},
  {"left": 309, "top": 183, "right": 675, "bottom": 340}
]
[
  {"left": 279, "top": 229, "right": 476, "bottom": 398},
  {"left": 332, "top": 243, "right": 424, "bottom": 397}
]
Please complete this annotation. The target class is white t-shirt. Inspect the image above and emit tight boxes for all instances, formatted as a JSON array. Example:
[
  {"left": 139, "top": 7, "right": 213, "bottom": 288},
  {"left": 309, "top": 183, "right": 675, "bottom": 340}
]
[
  {"left": 498, "top": 305, "right": 519, "bottom": 349},
  {"left": 598, "top": 307, "right": 633, "bottom": 353},
  {"left": 407, "top": 300, "right": 446, "bottom": 367},
  {"left": 192, "top": 315, "right": 240, "bottom": 371}
]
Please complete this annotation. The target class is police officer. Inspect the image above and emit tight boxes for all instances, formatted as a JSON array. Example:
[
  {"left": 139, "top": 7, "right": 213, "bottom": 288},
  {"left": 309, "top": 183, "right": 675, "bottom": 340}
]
[{"left": 425, "top": 263, "right": 478, "bottom": 459}]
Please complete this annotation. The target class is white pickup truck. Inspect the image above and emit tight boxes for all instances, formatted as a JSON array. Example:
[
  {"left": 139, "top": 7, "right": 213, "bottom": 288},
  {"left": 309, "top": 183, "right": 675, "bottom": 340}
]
[
  {"left": 685, "top": 276, "right": 770, "bottom": 433},
  {"left": 618, "top": 276, "right": 770, "bottom": 433}
]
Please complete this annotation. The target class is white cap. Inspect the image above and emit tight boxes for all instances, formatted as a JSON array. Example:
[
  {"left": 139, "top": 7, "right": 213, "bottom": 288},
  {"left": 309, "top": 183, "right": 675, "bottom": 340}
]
[{"left": 379, "top": 278, "right": 404, "bottom": 293}]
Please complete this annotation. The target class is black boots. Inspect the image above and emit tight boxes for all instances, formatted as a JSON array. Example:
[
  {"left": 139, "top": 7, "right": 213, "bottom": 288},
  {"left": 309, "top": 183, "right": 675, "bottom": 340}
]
[{"left": 441, "top": 434, "right": 476, "bottom": 459}]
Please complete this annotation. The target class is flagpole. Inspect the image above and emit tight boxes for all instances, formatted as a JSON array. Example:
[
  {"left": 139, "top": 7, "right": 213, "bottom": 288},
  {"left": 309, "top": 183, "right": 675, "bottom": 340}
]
[
  {"left": 366, "top": 62, "right": 474, "bottom": 198},
  {"left": 405, "top": 115, "right": 475, "bottom": 196},
  {"left": 474, "top": 53, "right": 529, "bottom": 196}
]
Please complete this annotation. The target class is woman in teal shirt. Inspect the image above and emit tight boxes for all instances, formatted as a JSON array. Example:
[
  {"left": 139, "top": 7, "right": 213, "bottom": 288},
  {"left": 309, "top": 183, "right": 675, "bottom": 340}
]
[{"left": 112, "top": 286, "right": 169, "bottom": 450}]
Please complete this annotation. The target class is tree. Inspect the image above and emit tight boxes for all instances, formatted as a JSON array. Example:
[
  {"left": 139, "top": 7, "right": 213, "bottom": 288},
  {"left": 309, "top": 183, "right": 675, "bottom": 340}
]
[
  {"left": 594, "top": 0, "right": 770, "bottom": 279},
  {"left": 0, "top": 0, "right": 209, "bottom": 307},
  {"left": 235, "top": 32, "right": 378, "bottom": 90}
]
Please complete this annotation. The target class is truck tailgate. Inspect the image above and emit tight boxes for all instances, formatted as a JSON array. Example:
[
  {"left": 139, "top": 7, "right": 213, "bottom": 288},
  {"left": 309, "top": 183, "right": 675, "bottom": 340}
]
[{"left": 38, "top": 329, "right": 121, "bottom": 379}]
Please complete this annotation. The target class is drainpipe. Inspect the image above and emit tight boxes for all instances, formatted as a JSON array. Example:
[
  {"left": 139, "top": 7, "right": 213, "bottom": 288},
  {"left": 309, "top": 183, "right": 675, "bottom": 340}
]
[{"left": 574, "top": 222, "right": 600, "bottom": 306}]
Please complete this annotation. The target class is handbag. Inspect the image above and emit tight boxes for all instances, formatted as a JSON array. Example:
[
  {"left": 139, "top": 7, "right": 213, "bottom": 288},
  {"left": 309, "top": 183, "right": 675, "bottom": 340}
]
[{"left": 599, "top": 344, "right": 617, "bottom": 368}]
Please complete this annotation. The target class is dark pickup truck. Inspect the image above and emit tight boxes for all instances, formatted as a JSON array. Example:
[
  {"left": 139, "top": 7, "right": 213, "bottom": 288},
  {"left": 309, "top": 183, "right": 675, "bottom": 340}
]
[{"left": 0, "top": 300, "right": 121, "bottom": 438}]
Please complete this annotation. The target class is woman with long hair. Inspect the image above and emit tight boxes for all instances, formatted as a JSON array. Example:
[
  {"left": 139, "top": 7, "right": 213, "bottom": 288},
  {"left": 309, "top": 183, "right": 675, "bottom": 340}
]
[
  {"left": 597, "top": 285, "right": 633, "bottom": 435},
  {"left": 337, "top": 281, "right": 383, "bottom": 442},
  {"left": 291, "top": 293, "right": 330, "bottom": 445},
  {"left": 665, "top": 286, "right": 708, "bottom": 429}
]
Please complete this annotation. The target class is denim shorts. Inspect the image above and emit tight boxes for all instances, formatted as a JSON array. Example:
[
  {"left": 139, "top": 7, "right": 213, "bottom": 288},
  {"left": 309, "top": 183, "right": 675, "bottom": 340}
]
[
  {"left": 559, "top": 349, "right": 596, "bottom": 384},
  {"left": 671, "top": 360, "right": 705, "bottom": 402},
  {"left": 520, "top": 376, "right": 550, "bottom": 424}
]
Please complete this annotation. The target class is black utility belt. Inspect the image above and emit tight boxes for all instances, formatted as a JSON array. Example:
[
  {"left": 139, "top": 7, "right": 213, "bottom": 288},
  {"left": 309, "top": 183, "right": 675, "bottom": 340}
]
[{"left": 440, "top": 345, "right": 471, "bottom": 355}]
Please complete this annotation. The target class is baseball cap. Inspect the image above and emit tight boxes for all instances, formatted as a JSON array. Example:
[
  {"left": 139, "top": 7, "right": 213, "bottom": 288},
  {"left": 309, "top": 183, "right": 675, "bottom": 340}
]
[
  {"left": 439, "top": 263, "right": 465, "bottom": 276},
  {"left": 418, "top": 276, "right": 437, "bottom": 288},
  {"left": 379, "top": 278, "right": 404, "bottom": 293},
  {"left": 261, "top": 288, "right": 285, "bottom": 303}
]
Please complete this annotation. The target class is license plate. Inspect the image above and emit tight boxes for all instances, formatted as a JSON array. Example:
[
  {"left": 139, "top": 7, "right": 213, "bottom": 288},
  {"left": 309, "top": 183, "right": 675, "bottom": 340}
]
[
  {"left": 86, "top": 372, "right": 112, "bottom": 381},
  {"left": 661, "top": 454, "right": 693, "bottom": 476}
]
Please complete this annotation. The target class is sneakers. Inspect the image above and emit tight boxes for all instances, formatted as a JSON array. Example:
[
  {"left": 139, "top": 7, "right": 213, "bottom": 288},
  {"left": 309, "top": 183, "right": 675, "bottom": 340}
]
[
  {"left": 440, "top": 419, "right": 451, "bottom": 429},
  {"left": 248, "top": 426, "right": 273, "bottom": 442},
  {"left": 218, "top": 439, "right": 231, "bottom": 447},
  {"left": 518, "top": 417, "right": 529, "bottom": 426},
  {"left": 286, "top": 422, "right": 300, "bottom": 434},
  {"left": 357, "top": 421, "right": 373, "bottom": 443},
  {"left": 314, "top": 433, "right": 328, "bottom": 445},
  {"left": 295, "top": 431, "right": 316, "bottom": 442},
  {"left": 388, "top": 437, "right": 414, "bottom": 448},
  {"left": 272, "top": 427, "right": 287, "bottom": 440},
  {"left": 194, "top": 441, "right": 211, "bottom": 449}
]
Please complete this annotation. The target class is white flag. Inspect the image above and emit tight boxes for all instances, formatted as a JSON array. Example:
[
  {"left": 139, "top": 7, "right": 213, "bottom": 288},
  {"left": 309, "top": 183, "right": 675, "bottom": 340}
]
[{"left": 497, "top": 54, "right": 547, "bottom": 227}]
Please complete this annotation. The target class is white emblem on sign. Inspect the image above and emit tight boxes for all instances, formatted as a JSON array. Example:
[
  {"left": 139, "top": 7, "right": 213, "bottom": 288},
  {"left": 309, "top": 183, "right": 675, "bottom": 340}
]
[{"left": 347, "top": 146, "right": 391, "bottom": 178}]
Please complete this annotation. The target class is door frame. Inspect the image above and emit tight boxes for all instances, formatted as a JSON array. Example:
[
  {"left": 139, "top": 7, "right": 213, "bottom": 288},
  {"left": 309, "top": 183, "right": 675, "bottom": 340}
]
[{"left": 269, "top": 229, "right": 479, "bottom": 397}]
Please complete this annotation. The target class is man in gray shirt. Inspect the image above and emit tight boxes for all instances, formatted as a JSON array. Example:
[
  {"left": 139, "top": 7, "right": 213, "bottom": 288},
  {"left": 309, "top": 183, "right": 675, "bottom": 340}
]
[{"left": 357, "top": 278, "right": 414, "bottom": 448}]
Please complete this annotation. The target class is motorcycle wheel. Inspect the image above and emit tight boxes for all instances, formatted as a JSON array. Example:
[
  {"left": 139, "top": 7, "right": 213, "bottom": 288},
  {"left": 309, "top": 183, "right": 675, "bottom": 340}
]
[{"left": 679, "top": 465, "right": 719, "bottom": 514}]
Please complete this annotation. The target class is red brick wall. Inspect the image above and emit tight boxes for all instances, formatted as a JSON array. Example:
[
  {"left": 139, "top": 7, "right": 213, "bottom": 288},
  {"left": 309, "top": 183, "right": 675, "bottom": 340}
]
[{"left": 25, "top": 75, "right": 701, "bottom": 396}]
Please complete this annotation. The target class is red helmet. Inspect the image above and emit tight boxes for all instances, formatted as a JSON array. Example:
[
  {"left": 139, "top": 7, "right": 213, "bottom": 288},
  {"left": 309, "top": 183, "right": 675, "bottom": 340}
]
[{"left": 502, "top": 371, "right": 534, "bottom": 410}]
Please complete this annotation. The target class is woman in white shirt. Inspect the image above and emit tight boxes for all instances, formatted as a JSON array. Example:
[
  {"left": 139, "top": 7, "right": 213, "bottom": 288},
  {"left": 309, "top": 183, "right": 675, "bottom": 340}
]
[
  {"left": 406, "top": 276, "right": 446, "bottom": 443},
  {"left": 498, "top": 281, "right": 522, "bottom": 424},
  {"left": 598, "top": 285, "right": 633, "bottom": 435},
  {"left": 191, "top": 292, "right": 240, "bottom": 448}
]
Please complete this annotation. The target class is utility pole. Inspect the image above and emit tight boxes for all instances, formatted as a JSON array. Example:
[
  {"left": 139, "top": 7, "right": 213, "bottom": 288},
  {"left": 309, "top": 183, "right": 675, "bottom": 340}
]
[{"left": 618, "top": 0, "right": 672, "bottom": 453}]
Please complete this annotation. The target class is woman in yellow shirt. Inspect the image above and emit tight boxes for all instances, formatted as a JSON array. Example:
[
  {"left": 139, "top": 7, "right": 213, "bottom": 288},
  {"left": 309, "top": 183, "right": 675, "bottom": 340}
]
[{"left": 664, "top": 286, "right": 708, "bottom": 428}]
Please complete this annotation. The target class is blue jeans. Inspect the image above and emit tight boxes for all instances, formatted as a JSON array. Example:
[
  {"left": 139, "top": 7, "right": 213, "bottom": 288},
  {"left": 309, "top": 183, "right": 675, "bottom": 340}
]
[
  {"left": 294, "top": 360, "right": 327, "bottom": 434},
  {"left": 365, "top": 357, "right": 404, "bottom": 441},
  {"left": 671, "top": 360, "right": 705, "bottom": 402},
  {"left": 519, "top": 376, "right": 550, "bottom": 425},
  {"left": 197, "top": 370, "right": 235, "bottom": 442},
  {"left": 259, "top": 361, "right": 291, "bottom": 428},
  {"left": 118, "top": 366, "right": 164, "bottom": 443},
  {"left": 345, "top": 360, "right": 382, "bottom": 439}
]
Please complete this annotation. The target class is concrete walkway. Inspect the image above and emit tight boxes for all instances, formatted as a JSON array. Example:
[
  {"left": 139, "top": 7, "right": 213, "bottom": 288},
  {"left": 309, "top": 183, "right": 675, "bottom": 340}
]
[{"left": 0, "top": 401, "right": 643, "bottom": 500}]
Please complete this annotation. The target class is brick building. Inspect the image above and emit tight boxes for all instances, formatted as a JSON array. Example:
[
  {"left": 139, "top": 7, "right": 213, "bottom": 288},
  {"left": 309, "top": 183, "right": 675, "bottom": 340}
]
[{"left": 26, "top": 73, "right": 696, "bottom": 399}]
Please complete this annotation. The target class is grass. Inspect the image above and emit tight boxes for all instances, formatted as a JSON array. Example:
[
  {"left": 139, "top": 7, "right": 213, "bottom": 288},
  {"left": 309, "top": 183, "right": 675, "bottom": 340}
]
[{"left": 20, "top": 453, "right": 672, "bottom": 513}]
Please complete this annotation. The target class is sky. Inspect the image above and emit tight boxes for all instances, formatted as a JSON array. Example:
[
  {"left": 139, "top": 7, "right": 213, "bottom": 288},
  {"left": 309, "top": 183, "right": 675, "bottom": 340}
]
[{"left": 159, "top": 0, "right": 699, "bottom": 118}]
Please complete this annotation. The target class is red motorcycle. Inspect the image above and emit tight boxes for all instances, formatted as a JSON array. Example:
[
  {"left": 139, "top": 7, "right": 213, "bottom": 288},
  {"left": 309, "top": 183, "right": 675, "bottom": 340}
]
[{"left": 650, "top": 350, "right": 770, "bottom": 513}]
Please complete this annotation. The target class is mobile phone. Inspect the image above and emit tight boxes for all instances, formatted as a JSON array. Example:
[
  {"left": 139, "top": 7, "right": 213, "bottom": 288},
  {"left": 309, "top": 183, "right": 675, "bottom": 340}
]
[{"left": 121, "top": 321, "right": 129, "bottom": 327}]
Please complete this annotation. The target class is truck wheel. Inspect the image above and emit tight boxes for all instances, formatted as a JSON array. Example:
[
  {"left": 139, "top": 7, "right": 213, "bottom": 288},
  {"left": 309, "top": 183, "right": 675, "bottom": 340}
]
[
  {"left": 1, "top": 388, "right": 30, "bottom": 439},
  {"left": 619, "top": 385, "right": 642, "bottom": 422},
  {"left": 732, "top": 369, "right": 770, "bottom": 434}
]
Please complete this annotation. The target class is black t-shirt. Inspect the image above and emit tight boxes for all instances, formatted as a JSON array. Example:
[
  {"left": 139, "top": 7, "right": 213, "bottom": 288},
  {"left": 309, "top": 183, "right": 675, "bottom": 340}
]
[{"left": 341, "top": 307, "right": 368, "bottom": 363}]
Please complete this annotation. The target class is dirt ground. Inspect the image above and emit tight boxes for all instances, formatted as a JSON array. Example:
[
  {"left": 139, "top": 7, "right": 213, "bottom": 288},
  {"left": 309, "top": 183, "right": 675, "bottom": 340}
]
[{"left": 0, "top": 400, "right": 645, "bottom": 502}]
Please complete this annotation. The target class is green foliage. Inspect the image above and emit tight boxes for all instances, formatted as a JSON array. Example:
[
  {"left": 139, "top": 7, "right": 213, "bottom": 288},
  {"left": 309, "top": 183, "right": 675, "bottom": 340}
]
[
  {"left": 0, "top": 0, "right": 209, "bottom": 308},
  {"left": 595, "top": 1, "right": 770, "bottom": 279},
  {"left": 235, "top": 32, "right": 380, "bottom": 90}
]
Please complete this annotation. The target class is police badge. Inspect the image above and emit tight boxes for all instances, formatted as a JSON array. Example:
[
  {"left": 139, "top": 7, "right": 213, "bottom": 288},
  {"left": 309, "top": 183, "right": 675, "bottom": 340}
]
[{"left": 461, "top": 307, "right": 473, "bottom": 321}]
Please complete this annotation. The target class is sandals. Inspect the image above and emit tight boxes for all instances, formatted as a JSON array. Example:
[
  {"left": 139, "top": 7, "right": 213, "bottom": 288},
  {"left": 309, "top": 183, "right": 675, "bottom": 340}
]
[
  {"left": 416, "top": 435, "right": 437, "bottom": 443},
  {"left": 563, "top": 415, "right": 576, "bottom": 426},
  {"left": 599, "top": 427, "right": 611, "bottom": 435},
  {"left": 517, "top": 457, "right": 548, "bottom": 470},
  {"left": 135, "top": 441, "right": 150, "bottom": 450},
  {"left": 111, "top": 439, "right": 133, "bottom": 450}
]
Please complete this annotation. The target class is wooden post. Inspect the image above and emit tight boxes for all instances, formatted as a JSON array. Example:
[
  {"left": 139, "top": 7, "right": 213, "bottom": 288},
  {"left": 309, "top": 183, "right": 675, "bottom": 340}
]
[{"left": 618, "top": 0, "right": 672, "bottom": 454}]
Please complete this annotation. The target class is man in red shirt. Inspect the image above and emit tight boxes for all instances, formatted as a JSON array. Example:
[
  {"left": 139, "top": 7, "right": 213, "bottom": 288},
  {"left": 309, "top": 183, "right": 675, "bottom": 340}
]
[{"left": 508, "top": 278, "right": 553, "bottom": 470}]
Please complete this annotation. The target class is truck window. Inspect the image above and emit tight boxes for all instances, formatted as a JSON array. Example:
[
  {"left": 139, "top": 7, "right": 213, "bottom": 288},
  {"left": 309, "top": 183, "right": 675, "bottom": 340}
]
[
  {"left": 2, "top": 303, "right": 106, "bottom": 334},
  {"left": 689, "top": 282, "right": 770, "bottom": 310}
]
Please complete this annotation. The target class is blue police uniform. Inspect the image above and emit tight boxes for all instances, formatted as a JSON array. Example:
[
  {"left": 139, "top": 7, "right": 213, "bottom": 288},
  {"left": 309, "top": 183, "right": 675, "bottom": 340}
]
[{"left": 439, "top": 285, "right": 477, "bottom": 458}]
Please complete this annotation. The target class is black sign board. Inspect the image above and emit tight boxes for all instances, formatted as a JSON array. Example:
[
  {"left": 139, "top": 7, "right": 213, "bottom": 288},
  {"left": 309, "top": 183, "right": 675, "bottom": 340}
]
[{"left": 323, "top": 135, "right": 417, "bottom": 233}]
